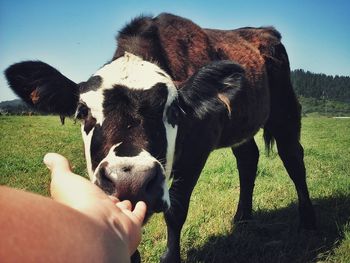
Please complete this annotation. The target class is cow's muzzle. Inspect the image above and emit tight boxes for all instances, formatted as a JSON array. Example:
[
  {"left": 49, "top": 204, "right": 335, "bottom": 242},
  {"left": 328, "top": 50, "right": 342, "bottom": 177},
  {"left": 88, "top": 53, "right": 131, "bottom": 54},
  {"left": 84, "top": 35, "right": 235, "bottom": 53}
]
[{"left": 94, "top": 160, "right": 169, "bottom": 220}]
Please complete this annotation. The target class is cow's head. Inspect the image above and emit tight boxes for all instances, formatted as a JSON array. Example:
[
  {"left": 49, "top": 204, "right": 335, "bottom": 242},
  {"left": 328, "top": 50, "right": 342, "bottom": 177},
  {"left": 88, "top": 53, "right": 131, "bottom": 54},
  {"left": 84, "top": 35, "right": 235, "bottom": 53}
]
[
  {"left": 5, "top": 53, "right": 179, "bottom": 217},
  {"left": 5, "top": 52, "right": 243, "bottom": 218}
]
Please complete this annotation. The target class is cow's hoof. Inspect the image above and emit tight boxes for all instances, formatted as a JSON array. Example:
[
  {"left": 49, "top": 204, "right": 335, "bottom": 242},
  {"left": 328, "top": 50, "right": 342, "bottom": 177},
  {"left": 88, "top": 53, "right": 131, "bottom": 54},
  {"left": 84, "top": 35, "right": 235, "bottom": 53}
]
[{"left": 233, "top": 210, "right": 252, "bottom": 224}]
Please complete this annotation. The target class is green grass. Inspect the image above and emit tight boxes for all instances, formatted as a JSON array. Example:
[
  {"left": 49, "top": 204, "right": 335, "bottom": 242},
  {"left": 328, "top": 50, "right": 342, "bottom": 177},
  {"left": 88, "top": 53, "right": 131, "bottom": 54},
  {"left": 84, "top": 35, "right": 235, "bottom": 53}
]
[
  {"left": 0, "top": 116, "right": 349, "bottom": 262},
  {"left": 0, "top": 116, "right": 86, "bottom": 194},
  {"left": 298, "top": 96, "right": 350, "bottom": 117}
]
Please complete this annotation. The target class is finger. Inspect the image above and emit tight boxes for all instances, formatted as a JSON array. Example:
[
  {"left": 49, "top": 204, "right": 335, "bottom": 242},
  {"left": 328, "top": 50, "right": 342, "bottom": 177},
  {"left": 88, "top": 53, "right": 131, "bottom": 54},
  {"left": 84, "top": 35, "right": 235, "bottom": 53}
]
[
  {"left": 132, "top": 201, "right": 147, "bottom": 224},
  {"left": 108, "top": 195, "right": 120, "bottom": 204},
  {"left": 45, "top": 153, "right": 107, "bottom": 206},
  {"left": 116, "top": 200, "right": 132, "bottom": 211},
  {"left": 44, "top": 153, "right": 72, "bottom": 176}
]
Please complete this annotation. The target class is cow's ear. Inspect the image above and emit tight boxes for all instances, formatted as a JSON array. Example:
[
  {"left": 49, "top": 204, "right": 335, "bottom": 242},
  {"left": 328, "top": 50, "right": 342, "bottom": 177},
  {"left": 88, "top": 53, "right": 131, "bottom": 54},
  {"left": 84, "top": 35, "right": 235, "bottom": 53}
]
[
  {"left": 178, "top": 60, "right": 245, "bottom": 120},
  {"left": 5, "top": 61, "right": 79, "bottom": 116}
]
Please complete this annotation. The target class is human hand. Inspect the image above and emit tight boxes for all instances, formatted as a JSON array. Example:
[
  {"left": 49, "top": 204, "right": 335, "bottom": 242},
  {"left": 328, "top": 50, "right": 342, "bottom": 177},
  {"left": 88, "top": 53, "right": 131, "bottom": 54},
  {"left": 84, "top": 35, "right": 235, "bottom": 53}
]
[{"left": 44, "top": 153, "right": 146, "bottom": 255}]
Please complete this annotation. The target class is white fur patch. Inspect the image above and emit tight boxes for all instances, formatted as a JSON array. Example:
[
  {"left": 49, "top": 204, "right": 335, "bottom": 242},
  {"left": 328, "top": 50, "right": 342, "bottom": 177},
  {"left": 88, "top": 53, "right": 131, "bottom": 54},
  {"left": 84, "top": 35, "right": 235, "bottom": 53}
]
[
  {"left": 164, "top": 122, "right": 177, "bottom": 179},
  {"left": 162, "top": 76, "right": 178, "bottom": 180},
  {"left": 80, "top": 52, "right": 177, "bottom": 124},
  {"left": 94, "top": 52, "right": 174, "bottom": 91},
  {"left": 94, "top": 144, "right": 157, "bottom": 182},
  {"left": 81, "top": 125, "right": 95, "bottom": 181},
  {"left": 79, "top": 90, "right": 105, "bottom": 125}
]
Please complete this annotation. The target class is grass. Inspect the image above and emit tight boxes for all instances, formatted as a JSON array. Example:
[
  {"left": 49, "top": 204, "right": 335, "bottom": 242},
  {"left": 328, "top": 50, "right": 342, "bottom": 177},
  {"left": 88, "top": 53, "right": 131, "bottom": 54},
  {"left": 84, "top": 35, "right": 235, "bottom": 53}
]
[
  {"left": 298, "top": 96, "right": 350, "bottom": 117},
  {"left": 0, "top": 115, "right": 349, "bottom": 262}
]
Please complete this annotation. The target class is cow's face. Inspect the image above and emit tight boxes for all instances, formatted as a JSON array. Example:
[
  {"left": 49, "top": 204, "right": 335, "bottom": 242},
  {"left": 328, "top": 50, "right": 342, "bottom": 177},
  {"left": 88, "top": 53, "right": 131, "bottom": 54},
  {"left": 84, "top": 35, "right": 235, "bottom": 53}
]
[
  {"left": 76, "top": 53, "right": 178, "bottom": 214},
  {"left": 5, "top": 52, "right": 178, "bottom": 216}
]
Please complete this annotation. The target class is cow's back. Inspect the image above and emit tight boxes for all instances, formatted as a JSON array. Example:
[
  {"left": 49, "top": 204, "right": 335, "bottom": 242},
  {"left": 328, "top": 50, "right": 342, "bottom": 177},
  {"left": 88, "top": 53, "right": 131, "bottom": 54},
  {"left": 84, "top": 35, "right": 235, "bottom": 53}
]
[
  {"left": 205, "top": 27, "right": 282, "bottom": 85},
  {"left": 114, "top": 13, "right": 297, "bottom": 146},
  {"left": 153, "top": 13, "right": 216, "bottom": 83},
  {"left": 115, "top": 13, "right": 283, "bottom": 87}
]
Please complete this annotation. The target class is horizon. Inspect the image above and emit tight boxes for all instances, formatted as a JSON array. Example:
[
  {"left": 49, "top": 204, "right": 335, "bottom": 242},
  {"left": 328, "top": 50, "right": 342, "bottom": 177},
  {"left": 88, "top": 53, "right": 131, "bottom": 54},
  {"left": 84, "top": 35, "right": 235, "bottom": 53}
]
[
  {"left": 1, "top": 0, "right": 349, "bottom": 102},
  {"left": 2, "top": 68, "right": 349, "bottom": 104}
]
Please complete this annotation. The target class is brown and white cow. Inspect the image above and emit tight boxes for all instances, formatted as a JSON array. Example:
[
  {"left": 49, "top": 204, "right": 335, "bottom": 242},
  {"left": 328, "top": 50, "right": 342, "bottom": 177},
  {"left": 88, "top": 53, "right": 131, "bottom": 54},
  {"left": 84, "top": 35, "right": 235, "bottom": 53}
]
[{"left": 5, "top": 13, "right": 316, "bottom": 263}]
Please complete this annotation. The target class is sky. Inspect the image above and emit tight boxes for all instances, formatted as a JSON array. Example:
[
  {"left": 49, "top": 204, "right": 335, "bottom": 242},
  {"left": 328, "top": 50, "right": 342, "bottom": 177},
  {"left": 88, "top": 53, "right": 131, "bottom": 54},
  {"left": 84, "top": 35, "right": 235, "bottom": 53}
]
[{"left": 0, "top": 0, "right": 349, "bottom": 102}]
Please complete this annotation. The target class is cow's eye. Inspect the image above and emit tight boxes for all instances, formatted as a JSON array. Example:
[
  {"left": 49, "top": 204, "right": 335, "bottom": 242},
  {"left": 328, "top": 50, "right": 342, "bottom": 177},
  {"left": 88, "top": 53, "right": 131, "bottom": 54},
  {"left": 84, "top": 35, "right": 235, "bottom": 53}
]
[{"left": 76, "top": 103, "right": 89, "bottom": 120}]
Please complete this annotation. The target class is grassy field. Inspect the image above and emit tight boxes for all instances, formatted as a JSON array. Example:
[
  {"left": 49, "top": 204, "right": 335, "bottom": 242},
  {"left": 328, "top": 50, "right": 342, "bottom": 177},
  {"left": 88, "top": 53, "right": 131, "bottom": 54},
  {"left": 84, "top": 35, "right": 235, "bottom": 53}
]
[{"left": 0, "top": 116, "right": 349, "bottom": 262}]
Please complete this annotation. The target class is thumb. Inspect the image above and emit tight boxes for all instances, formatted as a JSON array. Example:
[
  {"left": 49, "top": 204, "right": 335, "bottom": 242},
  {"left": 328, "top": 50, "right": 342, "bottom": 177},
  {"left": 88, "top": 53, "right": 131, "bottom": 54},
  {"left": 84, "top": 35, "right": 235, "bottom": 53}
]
[
  {"left": 44, "top": 152, "right": 110, "bottom": 216},
  {"left": 44, "top": 153, "right": 80, "bottom": 203},
  {"left": 132, "top": 201, "right": 147, "bottom": 225},
  {"left": 44, "top": 153, "right": 72, "bottom": 177}
]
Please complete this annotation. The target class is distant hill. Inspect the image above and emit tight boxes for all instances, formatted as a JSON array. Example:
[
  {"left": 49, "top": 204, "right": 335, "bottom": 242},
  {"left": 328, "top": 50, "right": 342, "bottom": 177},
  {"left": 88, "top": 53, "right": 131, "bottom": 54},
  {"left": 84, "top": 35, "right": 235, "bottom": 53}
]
[
  {"left": 0, "top": 99, "right": 38, "bottom": 115},
  {"left": 291, "top": 70, "right": 350, "bottom": 116}
]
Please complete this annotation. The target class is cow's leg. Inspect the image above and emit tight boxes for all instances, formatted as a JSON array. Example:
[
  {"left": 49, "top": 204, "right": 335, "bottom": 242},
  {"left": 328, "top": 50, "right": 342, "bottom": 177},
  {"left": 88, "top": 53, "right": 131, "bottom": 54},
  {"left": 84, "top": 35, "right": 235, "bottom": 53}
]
[
  {"left": 263, "top": 43, "right": 316, "bottom": 229},
  {"left": 160, "top": 149, "right": 210, "bottom": 263},
  {"left": 130, "top": 250, "right": 140, "bottom": 263},
  {"left": 232, "top": 138, "right": 259, "bottom": 223},
  {"left": 275, "top": 135, "right": 316, "bottom": 229}
]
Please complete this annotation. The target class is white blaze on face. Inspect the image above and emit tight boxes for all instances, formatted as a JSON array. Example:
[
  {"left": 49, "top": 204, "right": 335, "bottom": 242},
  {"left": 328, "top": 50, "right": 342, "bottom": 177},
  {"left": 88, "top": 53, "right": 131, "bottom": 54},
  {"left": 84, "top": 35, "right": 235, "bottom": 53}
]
[
  {"left": 95, "top": 52, "right": 173, "bottom": 91},
  {"left": 79, "top": 52, "right": 178, "bottom": 185}
]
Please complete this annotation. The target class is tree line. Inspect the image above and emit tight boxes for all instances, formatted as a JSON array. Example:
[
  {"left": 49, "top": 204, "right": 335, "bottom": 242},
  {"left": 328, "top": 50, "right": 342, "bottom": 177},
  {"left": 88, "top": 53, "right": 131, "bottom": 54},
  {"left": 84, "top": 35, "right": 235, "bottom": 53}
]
[
  {"left": 291, "top": 69, "right": 350, "bottom": 116},
  {"left": 291, "top": 69, "right": 350, "bottom": 103}
]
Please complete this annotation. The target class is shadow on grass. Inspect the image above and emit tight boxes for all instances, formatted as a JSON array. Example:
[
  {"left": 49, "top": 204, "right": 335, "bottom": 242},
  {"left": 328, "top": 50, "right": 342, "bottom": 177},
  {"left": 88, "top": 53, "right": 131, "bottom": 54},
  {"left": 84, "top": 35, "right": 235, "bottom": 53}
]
[{"left": 186, "top": 194, "right": 350, "bottom": 263}]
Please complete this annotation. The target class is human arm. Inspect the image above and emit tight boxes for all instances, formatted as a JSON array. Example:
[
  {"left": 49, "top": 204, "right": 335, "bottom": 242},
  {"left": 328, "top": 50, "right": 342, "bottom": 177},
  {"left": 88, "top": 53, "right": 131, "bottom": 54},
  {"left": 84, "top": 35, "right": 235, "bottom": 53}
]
[{"left": 0, "top": 153, "right": 146, "bottom": 263}]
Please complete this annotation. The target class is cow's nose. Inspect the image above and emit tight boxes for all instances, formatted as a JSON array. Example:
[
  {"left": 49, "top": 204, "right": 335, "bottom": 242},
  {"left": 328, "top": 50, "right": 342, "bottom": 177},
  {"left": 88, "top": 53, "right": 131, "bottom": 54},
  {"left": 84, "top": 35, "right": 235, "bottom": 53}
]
[
  {"left": 95, "top": 162, "right": 166, "bottom": 211},
  {"left": 139, "top": 165, "right": 163, "bottom": 197},
  {"left": 95, "top": 164, "right": 115, "bottom": 194},
  {"left": 116, "top": 164, "right": 164, "bottom": 203}
]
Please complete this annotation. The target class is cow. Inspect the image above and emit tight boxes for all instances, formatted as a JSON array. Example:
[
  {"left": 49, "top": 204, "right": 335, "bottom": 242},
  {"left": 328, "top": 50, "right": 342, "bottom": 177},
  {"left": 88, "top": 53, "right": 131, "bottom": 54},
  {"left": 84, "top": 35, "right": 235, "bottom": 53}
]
[{"left": 5, "top": 13, "right": 316, "bottom": 263}]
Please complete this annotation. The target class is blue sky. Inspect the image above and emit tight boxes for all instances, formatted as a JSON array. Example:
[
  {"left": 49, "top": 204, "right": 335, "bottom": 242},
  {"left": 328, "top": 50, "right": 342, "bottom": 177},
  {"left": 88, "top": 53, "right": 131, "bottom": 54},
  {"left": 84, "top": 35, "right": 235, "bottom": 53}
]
[{"left": 1, "top": 0, "right": 349, "bottom": 101}]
